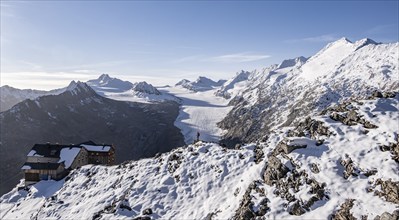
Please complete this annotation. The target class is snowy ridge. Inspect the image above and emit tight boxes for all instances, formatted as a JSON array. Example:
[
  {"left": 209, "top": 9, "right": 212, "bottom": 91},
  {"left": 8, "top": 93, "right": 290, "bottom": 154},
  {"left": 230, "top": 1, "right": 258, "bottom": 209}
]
[
  {"left": 215, "top": 70, "right": 252, "bottom": 99},
  {"left": 175, "top": 76, "right": 225, "bottom": 92},
  {"left": 0, "top": 85, "right": 67, "bottom": 112},
  {"left": 1, "top": 94, "right": 398, "bottom": 219},
  {"left": 86, "top": 74, "right": 134, "bottom": 93},
  {"left": 219, "top": 38, "right": 399, "bottom": 143},
  {"left": 86, "top": 74, "right": 177, "bottom": 103}
]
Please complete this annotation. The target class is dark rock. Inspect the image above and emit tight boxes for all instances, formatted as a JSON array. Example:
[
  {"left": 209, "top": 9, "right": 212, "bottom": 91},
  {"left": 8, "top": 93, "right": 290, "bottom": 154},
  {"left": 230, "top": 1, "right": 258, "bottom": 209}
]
[
  {"left": 372, "top": 91, "right": 383, "bottom": 98},
  {"left": 374, "top": 210, "right": 399, "bottom": 220},
  {"left": 379, "top": 142, "right": 399, "bottom": 163},
  {"left": 340, "top": 156, "right": 360, "bottom": 179},
  {"left": 383, "top": 92, "right": 396, "bottom": 98},
  {"left": 119, "top": 203, "right": 132, "bottom": 211},
  {"left": 289, "top": 117, "right": 332, "bottom": 139},
  {"left": 288, "top": 201, "right": 306, "bottom": 216},
  {"left": 233, "top": 182, "right": 269, "bottom": 220},
  {"left": 310, "top": 163, "right": 320, "bottom": 174},
  {"left": 263, "top": 156, "right": 289, "bottom": 185},
  {"left": 274, "top": 141, "right": 307, "bottom": 155},
  {"left": 132, "top": 216, "right": 151, "bottom": 220},
  {"left": 364, "top": 169, "right": 378, "bottom": 177},
  {"left": 316, "top": 139, "right": 324, "bottom": 146},
  {"left": 142, "top": 208, "right": 153, "bottom": 215},
  {"left": 253, "top": 145, "right": 264, "bottom": 164}
]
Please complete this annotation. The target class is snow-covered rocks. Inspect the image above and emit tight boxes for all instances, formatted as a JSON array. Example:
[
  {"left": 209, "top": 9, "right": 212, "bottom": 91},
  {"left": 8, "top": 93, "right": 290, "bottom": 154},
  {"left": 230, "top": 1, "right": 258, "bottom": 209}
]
[
  {"left": 1, "top": 94, "right": 398, "bottom": 219},
  {"left": 0, "top": 142, "right": 266, "bottom": 219}
]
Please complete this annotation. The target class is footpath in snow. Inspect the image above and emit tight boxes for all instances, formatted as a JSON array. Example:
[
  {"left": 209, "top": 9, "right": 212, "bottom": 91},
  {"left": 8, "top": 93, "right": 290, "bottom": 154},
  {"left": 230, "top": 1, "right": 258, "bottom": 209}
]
[{"left": 160, "top": 86, "right": 233, "bottom": 144}]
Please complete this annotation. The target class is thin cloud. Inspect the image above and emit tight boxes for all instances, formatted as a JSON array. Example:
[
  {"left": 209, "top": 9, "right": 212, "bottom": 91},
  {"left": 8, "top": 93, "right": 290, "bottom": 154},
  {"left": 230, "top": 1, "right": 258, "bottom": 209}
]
[
  {"left": 285, "top": 34, "right": 339, "bottom": 43},
  {"left": 365, "top": 24, "right": 397, "bottom": 35},
  {"left": 208, "top": 53, "right": 271, "bottom": 63},
  {"left": 171, "top": 55, "right": 204, "bottom": 64}
]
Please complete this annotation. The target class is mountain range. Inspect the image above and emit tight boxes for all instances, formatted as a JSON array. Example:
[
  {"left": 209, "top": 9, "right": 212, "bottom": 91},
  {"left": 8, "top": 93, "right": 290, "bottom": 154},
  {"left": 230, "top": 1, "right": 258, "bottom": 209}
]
[{"left": 0, "top": 37, "right": 398, "bottom": 219}]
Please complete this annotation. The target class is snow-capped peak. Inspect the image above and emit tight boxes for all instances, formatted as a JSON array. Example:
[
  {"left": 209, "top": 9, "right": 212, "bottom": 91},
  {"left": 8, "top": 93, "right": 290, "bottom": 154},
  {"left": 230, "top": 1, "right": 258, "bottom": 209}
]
[
  {"left": 175, "top": 79, "right": 191, "bottom": 87},
  {"left": 86, "top": 74, "right": 133, "bottom": 93},
  {"left": 98, "top": 73, "right": 112, "bottom": 83},
  {"left": 132, "top": 81, "right": 161, "bottom": 95}
]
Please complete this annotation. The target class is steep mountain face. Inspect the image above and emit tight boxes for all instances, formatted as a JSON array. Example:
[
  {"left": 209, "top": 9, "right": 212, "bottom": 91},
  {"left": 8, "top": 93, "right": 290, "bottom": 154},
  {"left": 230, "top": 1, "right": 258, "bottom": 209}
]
[
  {"left": 0, "top": 85, "right": 66, "bottom": 112},
  {"left": 86, "top": 74, "right": 134, "bottom": 94},
  {"left": 0, "top": 82, "right": 184, "bottom": 195},
  {"left": 215, "top": 70, "right": 253, "bottom": 99},
  {"left": 175, "top": 76, "right": 226, "bottom": 92},
  {"left": 1, "top": 93, "right": 397, "bottom": 219},
  {"left": 219, "top": 38, "right": 399, "bottom": 146}
]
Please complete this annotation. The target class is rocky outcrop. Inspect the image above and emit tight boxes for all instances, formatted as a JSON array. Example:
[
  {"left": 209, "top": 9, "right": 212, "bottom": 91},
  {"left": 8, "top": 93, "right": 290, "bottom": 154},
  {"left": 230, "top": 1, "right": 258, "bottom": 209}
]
[
  {"left": 340, "top": 155, "right": 360, "bottom": 179},
  {"left": 374, "top": 210, "right": 399, "bottom": 220},
  {"left": 374, "top": 179, "right": 399, "bottom": 204},
  {"left": 263, "top": 156, "right": 290, "bottom": 185},
  {"left": 330, "top": 111, "right": 378, "bottom": 129},
  {"left": 287, "top": 117, "right": 332, "bottom": 139},
  {"left": 274, "top": 140, "right": 307, "bottom": 155},
  {"left": 331, "top": 199, "right": 356, "bottom": 220},
  {"left": 380, "top": 141, "right": 399, "bottom": 163},
  {"left": 167, "top": 152, "right": 183, "bottom": 173},
  {"left": 253, "top": 144, "right": 265, "bottom": 164},
  {"left": 262, "top": 152, "right": 327, "bottom": 216},
  {"left": 233, "top": 181, "right": 270, "bottom": 220}
]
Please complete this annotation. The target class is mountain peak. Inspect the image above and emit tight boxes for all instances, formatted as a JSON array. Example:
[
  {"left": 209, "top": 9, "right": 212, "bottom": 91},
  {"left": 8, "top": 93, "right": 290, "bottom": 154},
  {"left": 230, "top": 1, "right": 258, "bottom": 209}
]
[
  {"left": 278, "top": 56, "right": 308, "bottom": 69},
  {"left": 336, "top": 37, "right": 352, "bottom": 44},
  {"left": 175, "top": 79, "right": 191, "bottom": 86},
  {"left": 98, "top": 74, "right": 112, "bottom": 82},
  {"left": 354, "top": 38, "right": 380, "bottom": 50},
  {"left": 87, "top": 74, "right": 133, "bottom": 93},
  {"left": 65, "top": 81, "right": 94, "bottom": 96}
]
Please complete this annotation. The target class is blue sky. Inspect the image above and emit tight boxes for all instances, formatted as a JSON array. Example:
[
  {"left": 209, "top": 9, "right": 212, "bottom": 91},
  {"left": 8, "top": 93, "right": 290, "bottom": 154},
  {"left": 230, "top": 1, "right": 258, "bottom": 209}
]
[{"left": 1, "top": 1, "right": 398, "bottom": 89}]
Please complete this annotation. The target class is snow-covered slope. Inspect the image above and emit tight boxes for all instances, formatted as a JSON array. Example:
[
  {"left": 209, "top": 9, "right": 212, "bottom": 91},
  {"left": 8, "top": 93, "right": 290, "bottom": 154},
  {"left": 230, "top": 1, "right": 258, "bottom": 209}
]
[
  {"left": 175, "top": 76, "right": 226, "bottom": 92},
  {"left": 1, "top": 94, "right": 398, "bottom": 219},
  {"left": 219, "top": 38, "right": 399, "bottom": 145}
]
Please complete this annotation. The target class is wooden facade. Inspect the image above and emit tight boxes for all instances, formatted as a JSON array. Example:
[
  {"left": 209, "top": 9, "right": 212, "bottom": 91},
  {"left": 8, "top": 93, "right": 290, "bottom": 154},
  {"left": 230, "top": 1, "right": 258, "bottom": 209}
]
[
  {"left": 22, "top": 163, "right": 67, "bottom": 186},
  {"left": 22, "top": 141, "right": 116, "bottom": 186},
  {"left": 87, "top": 147, "right": 115, "bottom": 165}
]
